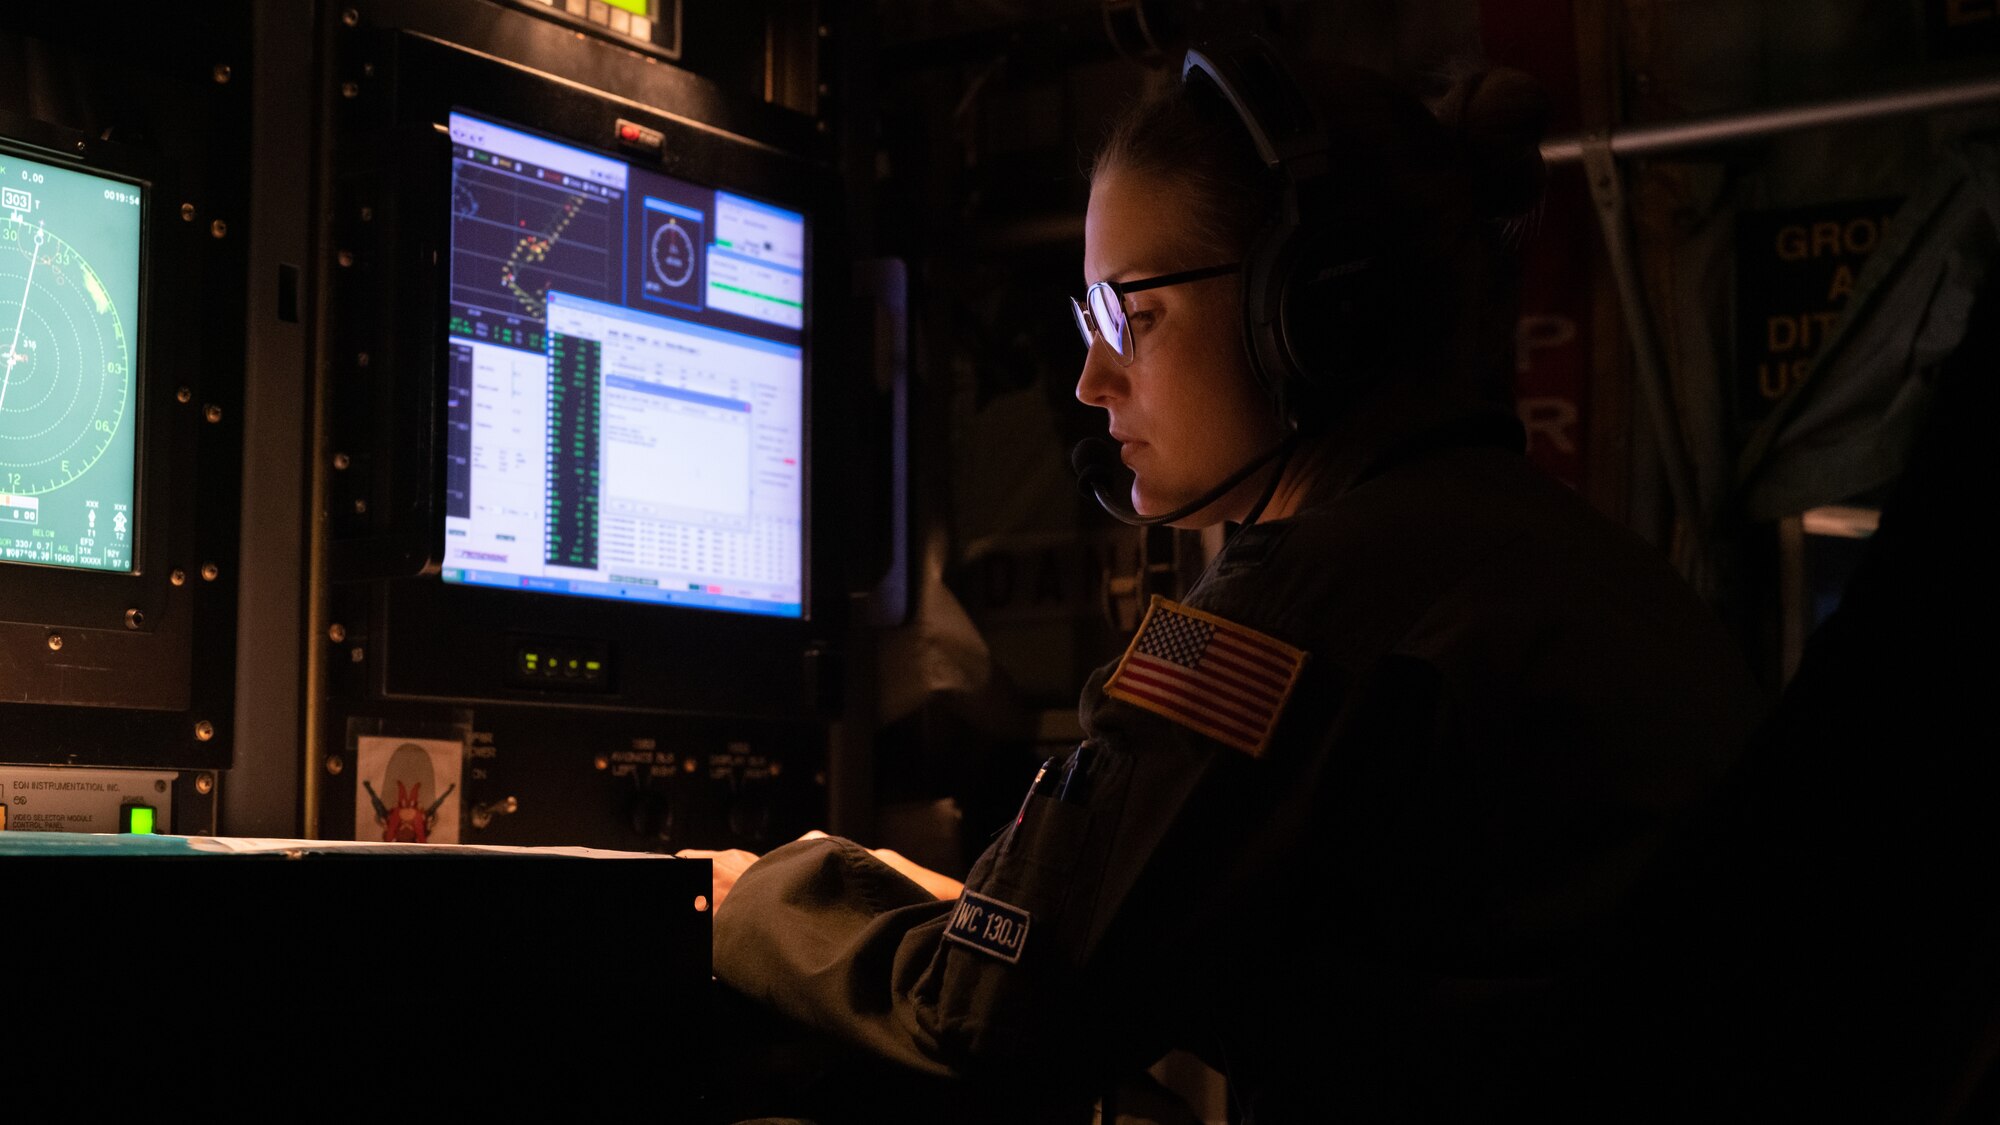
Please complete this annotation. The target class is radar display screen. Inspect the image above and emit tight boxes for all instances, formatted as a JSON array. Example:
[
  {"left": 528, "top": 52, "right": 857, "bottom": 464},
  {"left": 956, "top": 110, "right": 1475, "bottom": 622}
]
[
  {"left": 0, "top": 148, "right": 141, "bottom": 574},
  {"left": 441, "top": 111, "right": 806, "bottom": 618}
]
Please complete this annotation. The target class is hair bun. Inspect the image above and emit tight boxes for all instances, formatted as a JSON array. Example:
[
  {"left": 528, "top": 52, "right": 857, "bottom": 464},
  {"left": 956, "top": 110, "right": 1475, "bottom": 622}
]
[{"left": 1430, "top": 66, "right": 1551, "bottom": 221}]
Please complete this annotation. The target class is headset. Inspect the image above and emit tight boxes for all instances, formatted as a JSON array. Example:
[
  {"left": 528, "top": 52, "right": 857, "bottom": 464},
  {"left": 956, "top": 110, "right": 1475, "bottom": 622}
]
[{"left": 1075, "top": 34, "right": 1376, "bottom": 527}]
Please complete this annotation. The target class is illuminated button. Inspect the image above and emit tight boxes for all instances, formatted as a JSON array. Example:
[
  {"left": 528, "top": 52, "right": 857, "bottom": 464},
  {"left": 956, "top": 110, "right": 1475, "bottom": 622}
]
[
  {"left": 619, "top": 123, "right": 641, "bottom": 142},
  {"left": 119, "top": 805, "right": 157, "bottom": 835},
  {"left": 611, "top": 9, "right": 630, "bottom": 33},
  {"left": 631, "top": 15, "right": 649, "bottom": 38},
  {"left": 590, "top": 0, "right": 610, "bottom": 24}
]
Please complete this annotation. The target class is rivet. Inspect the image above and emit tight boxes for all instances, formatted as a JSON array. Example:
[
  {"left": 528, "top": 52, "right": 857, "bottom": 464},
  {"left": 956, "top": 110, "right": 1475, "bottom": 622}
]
[
  {"left": 328, "top": 622, "right": 348, "bottom": 643},
  {"left": 213, "top": 64, "right": 232, "bottom": 84},
  {"left": 326, "top": 754, "right": 346, "bottom": 775},
  {"left": 194, "top": 721, "right": 215, "bottom": 742},
  {"left": 204, "top": 404, "right": 224, "bottom": 423},
  {"left": 46, "top": 633, "right": 62, "bottom": 651},
  {"left": 180, "top": 203, "right": 196, "bottom": 222},
  {"left": 170, "top": 568, "right": 187, "bottom": 586},
  {"left": 124, "top": 608, "right": 145, "bottom": 630},
  {"left": 195, "top": 772, "right": 216, "bottom": 794},
  {"left": 200, "top": 562, "right": 220, "bottom": 581},
  {"left": 210, "top": 219, "right": 227, "bottom": 238}
]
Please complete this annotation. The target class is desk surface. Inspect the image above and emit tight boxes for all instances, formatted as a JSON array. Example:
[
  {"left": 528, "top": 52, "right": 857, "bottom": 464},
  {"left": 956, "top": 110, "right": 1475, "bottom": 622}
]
[{"left": 0, "top": 829, "right": 673, "bottom": 858}]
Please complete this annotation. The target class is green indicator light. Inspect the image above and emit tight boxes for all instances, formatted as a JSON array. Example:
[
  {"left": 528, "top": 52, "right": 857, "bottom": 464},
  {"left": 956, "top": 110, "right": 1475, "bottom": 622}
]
[
  {"left": 125, "top": 806, "right": 155, "bottom": 835},
  {"left": 604, "top": 0, "right": 650, "bottom": 15},
  {"left": 585, "top": 661, "right": 602, "bottom": 671}
]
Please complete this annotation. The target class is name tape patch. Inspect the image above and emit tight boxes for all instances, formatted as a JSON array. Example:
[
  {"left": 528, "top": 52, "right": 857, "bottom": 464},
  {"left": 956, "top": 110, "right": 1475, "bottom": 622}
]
[{"left": 943, "top": 890, "right": 1031, "bottom": 964}]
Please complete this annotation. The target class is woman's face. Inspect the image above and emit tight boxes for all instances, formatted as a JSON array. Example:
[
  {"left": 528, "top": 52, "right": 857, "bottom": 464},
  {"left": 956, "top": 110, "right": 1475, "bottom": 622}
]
[{"left": 1077, "top": 167, "right": 1283, "bottom": 526}]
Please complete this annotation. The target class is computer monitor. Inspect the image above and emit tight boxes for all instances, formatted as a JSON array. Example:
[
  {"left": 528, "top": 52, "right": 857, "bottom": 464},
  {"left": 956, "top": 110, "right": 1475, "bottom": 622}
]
[
  {"left": 439, "top": 110, "right": 806, "bottom": 619},
  {"left": 0, "top": 146, "right": 143, "bottom": 575}
]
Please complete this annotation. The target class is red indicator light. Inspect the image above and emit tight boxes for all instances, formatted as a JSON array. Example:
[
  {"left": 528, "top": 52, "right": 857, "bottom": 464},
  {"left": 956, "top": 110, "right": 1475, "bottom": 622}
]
[{"left": 619, "top": 123, "right": 641, "bottom": 142}]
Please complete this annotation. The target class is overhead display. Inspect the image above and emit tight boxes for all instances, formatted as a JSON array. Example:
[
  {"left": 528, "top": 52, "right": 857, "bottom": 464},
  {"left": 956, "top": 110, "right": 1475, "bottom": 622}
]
[
  {"left": 0, "top": 147, "right": 142, "bottom": 574},
  {"left": 441, "top": 111, "right": 806, "bottom": 618}
]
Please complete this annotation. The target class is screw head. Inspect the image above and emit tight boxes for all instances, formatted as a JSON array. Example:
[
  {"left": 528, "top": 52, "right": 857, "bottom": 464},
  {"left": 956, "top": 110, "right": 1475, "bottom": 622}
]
[
  {"left": 341, "top": 81, "right": 359, "bottom": 99},
  {"left": 594, "top": 754, "right": 610, "bottom": 771},
  {"left": 46, "top": 633, "right": 62, "bottom": 651},
  {"left": 210, "top": 219, "right": 227, "bottom": 239},
  {"left": 353, "top": 498, "right": 368, "bottom": 514},
  {"left": 342, "top": 7, "right": 359, "bottom": 26},
  {"left": 350, "top": 646, "right": 366, "bottom": 663},
  {"left": 195, "top": 772, "right": 216, "bottom": 794},
  {"left": 200, "top": 562, "right": 220, "bottom": 582},
  {"left": 332, "top": 452, "right": 351, "bottom": 470},
  {"left": 176, "top": 386, "right": 193, "bottom": 404},
  {"left": 326, "top": 754, "right": 346, "bottom": 775},
  {"left": 328, "top": 622, "right": 348, "bottom": 643},
  {"left": 155, "top": 779, "right": 168, "bottom": 793},
  {"left": 194, "top": 721, "right": 216, "bottom": 742},
  {"left": 337, "top": 250, "right": 354, "bottom": 268},
  {"left": 73, "top": 139, "right": 87, "bottom": 154},
  {"left": 204, "top": 404, "right": 224, "bottom": 423},
  {"left": 124, "top": 608, "right": 145, "bottom": 630},
  {"left": 212, "top": 64, "right": 232, "bottom": 84},
  {"left": 170, "top": 568, "right": 187, "bottom": 586},
  {"left": 181, "top": 203, "right": 196, "bottom": 222}
]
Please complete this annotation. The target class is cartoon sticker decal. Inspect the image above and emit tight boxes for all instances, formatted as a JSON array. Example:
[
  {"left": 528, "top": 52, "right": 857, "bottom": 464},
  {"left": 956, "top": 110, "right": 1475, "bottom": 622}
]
[{"left": 355, "top": 737, "right": 464, "bottom": 844}]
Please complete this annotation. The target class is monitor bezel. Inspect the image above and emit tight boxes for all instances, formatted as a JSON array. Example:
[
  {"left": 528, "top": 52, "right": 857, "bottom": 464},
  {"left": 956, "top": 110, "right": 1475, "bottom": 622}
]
[{"left": 333, "top": 29, "right": 835, "bottom": 715}]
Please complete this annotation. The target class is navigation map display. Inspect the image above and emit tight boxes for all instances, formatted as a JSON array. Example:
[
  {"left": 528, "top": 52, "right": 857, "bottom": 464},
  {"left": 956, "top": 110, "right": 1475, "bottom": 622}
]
[
  {"left": 0, "top": 148, "right": 142, "bottom": 574},
  {"left": 442, "top": 111, "right": 806, "bottom": 618}
]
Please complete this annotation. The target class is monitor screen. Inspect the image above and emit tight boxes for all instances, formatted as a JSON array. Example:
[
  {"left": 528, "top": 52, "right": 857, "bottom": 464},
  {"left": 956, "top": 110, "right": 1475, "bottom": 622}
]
[
  {"left": 441, "top": 111, "right": 805, "bottom": 618},
  {"left": 0, "top": 148, "right": 142, "bottom": 574}
]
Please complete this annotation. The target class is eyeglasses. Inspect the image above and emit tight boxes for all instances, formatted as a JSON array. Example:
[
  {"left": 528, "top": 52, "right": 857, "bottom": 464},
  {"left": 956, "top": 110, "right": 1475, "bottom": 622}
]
[{"left": 1069, "top": 262, "right": 1240, "bottom": 366}]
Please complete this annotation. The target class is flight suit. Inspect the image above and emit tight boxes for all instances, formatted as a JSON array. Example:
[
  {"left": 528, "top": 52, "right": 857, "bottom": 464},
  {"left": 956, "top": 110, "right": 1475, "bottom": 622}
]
[{"left": 714, "top": 419, "right": 1766, "bottom": 1122}]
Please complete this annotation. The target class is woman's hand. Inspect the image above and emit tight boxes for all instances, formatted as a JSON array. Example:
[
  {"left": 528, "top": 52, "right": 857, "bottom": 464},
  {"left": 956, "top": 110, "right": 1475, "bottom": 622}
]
[{"left": 673, "top": 847, "right": 761, "bottom": 911}]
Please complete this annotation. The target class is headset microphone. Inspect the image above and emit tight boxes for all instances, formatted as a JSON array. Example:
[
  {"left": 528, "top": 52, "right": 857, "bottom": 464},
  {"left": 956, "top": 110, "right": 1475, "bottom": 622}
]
[{"left": 1072, "top": 436, "right": 1294, "bottom": 527}]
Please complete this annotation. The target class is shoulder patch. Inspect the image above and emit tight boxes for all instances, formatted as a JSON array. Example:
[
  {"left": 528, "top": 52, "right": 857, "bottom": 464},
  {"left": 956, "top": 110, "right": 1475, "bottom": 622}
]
[
  {"left": 1103, "top": 596, "right": 1308, "bottom": 758},
  {"left": 943, "top": 890, "right": 1032, "bottom": 964}
]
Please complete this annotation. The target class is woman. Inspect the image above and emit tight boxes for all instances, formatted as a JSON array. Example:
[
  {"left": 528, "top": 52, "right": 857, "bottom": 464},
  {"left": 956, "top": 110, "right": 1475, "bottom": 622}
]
[{"left": 700, "top": 37, "right": 1766, "bottom": 1122}]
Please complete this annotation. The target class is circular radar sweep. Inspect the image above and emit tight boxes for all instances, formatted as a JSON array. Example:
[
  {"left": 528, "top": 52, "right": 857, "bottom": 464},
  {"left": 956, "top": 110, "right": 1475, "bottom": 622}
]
[
  {"left": 650, "top": 220, "right": 696, "bottom": 289},
  {"left": 0, "top": 216, "right": 131, "bottom": 495}
]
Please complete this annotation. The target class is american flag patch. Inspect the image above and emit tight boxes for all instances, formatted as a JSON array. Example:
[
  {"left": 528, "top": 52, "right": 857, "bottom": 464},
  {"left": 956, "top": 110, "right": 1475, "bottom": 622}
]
[{"left": 1104, "top": 596, "right": 1307, "bottom": 758}]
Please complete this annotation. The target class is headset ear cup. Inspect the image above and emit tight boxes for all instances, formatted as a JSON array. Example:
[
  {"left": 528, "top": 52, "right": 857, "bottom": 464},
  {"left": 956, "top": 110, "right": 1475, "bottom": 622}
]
[
  {"left": 1275, "top": 221, "right": 1365, "bottom": 402},
  {"left": 1240, "top": 223, "right": 1302, "bottom": 425}
]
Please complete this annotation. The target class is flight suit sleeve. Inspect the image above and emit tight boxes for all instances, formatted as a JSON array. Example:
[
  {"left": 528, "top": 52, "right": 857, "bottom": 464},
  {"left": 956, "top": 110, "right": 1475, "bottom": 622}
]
[{"left": 712, "top": 643, "right": 1311, "bottom": 1088}]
